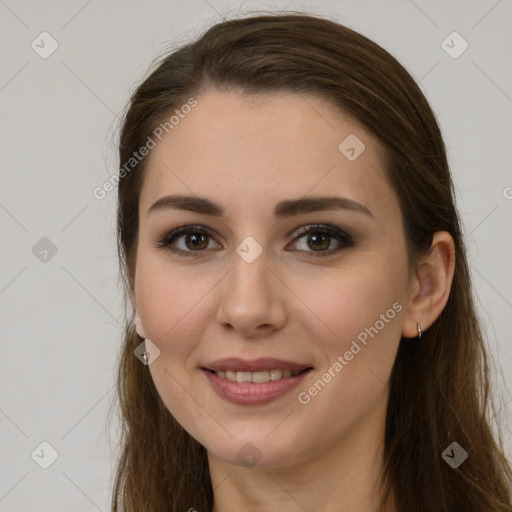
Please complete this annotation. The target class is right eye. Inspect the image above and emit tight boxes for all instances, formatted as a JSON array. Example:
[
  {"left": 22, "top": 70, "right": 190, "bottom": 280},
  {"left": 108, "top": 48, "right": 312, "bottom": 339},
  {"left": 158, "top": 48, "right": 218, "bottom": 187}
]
[{"left": 154, "top": 225, "right": 221, "bottom": 257}]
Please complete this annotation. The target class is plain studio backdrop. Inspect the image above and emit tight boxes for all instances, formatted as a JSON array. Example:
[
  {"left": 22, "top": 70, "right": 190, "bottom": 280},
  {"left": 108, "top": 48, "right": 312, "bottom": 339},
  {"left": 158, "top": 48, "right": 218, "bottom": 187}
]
[{"left": 0, "top": 0, "right": 511, "bottom": 510}]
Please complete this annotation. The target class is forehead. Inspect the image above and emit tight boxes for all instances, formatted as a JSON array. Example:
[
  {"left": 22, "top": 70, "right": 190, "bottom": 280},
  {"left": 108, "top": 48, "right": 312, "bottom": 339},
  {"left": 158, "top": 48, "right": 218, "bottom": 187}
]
[{"left": 139, "top": 89, "right": 396, "bottom": 222}]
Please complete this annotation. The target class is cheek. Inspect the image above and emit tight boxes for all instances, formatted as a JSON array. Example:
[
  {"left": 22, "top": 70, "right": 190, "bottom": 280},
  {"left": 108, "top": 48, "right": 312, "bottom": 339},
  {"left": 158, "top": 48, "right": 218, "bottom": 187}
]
[
  {"left": 294, "top": 256, "right": 407, "bottom": 404},
  {"left": 294, "top": 257, "right": 406, "bottom": 342},
  {"left": 134, "top": 255, "right": 219, "bottom": 366},
  {"left": 291, "top": 267, "right": 405, "bottom": 441},
  {"left": 135, "top": 259, "right": 211, "bottom": 422}
]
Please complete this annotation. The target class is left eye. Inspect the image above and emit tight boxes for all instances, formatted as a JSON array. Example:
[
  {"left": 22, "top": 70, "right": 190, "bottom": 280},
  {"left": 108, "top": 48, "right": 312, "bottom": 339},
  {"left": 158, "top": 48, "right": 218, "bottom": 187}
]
[
  {"left": 288, "top": 224, "right": 354, "bottom": 257},
  {"left": 154, "top": 223, "right": 354, "bottom": 257}
]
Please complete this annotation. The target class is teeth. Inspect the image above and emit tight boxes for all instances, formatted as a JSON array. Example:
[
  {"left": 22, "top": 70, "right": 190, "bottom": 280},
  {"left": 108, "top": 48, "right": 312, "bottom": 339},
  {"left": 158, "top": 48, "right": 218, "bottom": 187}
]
[
  {"left": 253, "top": 370, "right": 271, "bottom": 383},
  {"left": 270, "top": 369, "right": 282, "bottom": 380},
  {"left": 214, "top": 368, "right": 300, "bottom": 383},
  {"left": 236, "top": 371, "right": 252, "bottom": 383}
]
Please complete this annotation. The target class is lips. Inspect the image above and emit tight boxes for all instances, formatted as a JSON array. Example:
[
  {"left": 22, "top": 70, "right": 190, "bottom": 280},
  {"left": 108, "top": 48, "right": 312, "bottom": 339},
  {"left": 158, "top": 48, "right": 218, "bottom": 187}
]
[{"left": 201, "top": 357, "right": 313, "bottom": 405}]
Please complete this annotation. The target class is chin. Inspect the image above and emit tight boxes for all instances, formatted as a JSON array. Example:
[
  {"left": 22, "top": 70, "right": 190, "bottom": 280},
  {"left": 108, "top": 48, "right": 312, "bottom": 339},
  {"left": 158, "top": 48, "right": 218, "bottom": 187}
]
[{"left": 201, "top": 429, "right": 309, "bottom": 469}]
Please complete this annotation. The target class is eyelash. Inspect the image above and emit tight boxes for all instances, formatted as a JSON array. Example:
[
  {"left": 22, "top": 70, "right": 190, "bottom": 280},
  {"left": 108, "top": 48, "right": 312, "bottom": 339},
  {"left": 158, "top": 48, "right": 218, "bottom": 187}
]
[{"left": 153, "top": 223, "right": 354, "bottom": 258}]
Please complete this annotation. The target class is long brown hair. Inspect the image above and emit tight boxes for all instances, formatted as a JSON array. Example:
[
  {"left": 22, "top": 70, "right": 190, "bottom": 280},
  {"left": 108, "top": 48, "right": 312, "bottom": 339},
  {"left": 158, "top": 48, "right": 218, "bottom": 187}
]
[{"left": 109, "top": 12, "right": 512, "bottom": 511}]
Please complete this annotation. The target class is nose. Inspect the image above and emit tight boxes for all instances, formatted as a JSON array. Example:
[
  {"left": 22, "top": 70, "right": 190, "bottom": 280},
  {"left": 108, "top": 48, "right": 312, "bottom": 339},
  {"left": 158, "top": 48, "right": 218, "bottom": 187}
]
[{"left": 215, "top": 248, "right": 287, "bottom": 338}]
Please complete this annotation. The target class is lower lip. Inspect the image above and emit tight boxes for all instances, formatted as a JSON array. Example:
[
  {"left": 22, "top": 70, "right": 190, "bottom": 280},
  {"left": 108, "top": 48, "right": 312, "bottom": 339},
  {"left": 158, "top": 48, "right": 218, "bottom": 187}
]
[{"left": 202, "top": 369, "right": 312, "bottom": 405}]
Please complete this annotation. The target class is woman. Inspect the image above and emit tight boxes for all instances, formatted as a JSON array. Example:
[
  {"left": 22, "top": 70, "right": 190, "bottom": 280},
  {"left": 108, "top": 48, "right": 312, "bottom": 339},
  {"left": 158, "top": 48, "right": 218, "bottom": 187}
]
[{"left": 110, "top": 12, "right": 512, "bottom": 512}]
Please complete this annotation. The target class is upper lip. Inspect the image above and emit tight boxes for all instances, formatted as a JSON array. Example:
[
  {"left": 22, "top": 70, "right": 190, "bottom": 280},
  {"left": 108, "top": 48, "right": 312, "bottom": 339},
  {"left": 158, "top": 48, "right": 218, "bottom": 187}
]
[{"left": 203, "top": 357, "right": 312, "bottom": 373}]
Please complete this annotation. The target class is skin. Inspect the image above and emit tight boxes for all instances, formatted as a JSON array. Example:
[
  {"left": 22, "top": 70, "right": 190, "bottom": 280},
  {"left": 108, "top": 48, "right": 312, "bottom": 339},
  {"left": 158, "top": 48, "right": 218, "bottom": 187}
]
[{"left": 133, "top": 89, "right": 455, "bottom": 512}]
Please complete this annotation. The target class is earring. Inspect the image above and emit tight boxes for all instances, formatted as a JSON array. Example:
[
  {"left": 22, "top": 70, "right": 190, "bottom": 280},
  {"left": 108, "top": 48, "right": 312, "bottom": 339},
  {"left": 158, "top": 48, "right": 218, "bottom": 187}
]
[
  {"left": 134, "top": 316, "right": 150, "bottom": 365},
  {"left": 133, "top": 316, "right": 161, "bottom": 366},
  {"left": 417, "top": 324, "right": 422, "bottom": 340}
]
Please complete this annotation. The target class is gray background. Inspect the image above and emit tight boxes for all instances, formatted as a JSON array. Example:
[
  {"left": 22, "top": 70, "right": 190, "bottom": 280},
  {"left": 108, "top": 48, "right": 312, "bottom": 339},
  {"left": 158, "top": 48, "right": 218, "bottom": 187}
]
[{"left": 1, "top": 0, "right": 511, "bottom": 510}]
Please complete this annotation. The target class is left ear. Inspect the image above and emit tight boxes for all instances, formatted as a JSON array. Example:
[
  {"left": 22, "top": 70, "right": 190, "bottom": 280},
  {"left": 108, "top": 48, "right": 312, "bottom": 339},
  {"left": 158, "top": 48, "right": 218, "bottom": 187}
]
[{"left": 402, "top": 231, "right": 456, "bottom": 339}]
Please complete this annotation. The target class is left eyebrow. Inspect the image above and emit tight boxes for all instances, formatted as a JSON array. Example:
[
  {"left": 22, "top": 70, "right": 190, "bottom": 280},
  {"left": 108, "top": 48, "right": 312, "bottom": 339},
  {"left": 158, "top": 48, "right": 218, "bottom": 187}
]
[{"left": 147, "top": 194, "right": 374, "bottom": 219}]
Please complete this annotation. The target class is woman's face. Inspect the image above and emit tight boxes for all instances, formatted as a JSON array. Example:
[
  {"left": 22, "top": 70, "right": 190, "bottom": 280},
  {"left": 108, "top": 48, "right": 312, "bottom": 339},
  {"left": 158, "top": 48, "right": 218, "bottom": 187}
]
[{"left": 134, "top": 89, "right": 412, "bottom": 468}]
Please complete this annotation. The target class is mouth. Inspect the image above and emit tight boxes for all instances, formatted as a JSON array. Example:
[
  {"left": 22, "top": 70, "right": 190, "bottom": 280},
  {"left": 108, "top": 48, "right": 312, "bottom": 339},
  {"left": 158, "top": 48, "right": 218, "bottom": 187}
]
[{"left": 201, "top": 357, "right": 314, "bottom": 405}]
